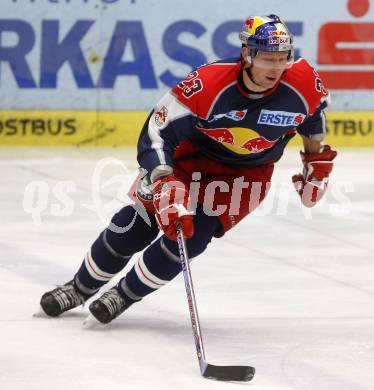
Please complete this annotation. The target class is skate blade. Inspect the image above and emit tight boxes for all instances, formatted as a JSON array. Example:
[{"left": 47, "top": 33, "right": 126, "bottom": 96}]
[
  {"left": 33, "top": 306, "right": 49, "bottom": 318},
  {"left": 82, "top": 313, "right": 100, "bottom": 327}
]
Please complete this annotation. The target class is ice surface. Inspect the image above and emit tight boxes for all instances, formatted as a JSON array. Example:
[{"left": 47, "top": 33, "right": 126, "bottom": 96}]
[{"left": 0, "top": 147, "right": 373, "bottom": 390}]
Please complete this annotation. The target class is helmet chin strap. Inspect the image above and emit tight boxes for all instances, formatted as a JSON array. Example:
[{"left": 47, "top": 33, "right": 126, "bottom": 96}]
[{"left": 245, "top": 66, "right": 265, "bottom": 90}]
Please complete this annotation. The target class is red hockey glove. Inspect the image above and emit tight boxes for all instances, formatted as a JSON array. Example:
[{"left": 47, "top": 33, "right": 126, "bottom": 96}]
[
  {"left": 292, "top": 145, "right": 337, "bottom": 208},
  {"left": 152, "top": 175, "right": 194, "bottom": 241}
]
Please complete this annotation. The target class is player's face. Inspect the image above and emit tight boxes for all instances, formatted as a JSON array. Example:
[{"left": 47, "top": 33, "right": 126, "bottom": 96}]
[{"left": 250, "top": 51, "right": 289, "bottom": 89}]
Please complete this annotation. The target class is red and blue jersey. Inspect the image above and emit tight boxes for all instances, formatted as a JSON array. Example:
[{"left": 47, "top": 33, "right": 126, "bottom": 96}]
[{"left": 137, "top": 57, "right": 329, "bottom": 174}]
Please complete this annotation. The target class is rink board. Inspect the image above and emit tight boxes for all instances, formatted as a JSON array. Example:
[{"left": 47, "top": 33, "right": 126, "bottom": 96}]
[
  {"left": 2, "top": 0, "right": 374, "bottom": 112},
  {"left": 0, "top": 111, "right": 373, "bottom": 147}
]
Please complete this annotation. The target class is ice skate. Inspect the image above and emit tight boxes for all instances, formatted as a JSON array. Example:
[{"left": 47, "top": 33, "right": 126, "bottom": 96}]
[
  {"left": 40, "top": 280, "right": 89, "bottom": 317},
  {"left": 89, "top": 286, "right": 133, "bottom": 324}
]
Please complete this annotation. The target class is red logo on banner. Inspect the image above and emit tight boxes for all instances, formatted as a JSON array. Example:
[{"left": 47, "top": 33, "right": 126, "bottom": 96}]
[{"left": 317, "top": 0, "right": 374, "bottom": 89}]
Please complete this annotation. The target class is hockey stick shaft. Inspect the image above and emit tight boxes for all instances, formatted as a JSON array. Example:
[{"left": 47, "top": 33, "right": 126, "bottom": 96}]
[
  {"left": 176, "top": 225, "right": 208, "bottom": 373},
  {"left": 176, "top": 225, "right": 255, "bottom": 382}
]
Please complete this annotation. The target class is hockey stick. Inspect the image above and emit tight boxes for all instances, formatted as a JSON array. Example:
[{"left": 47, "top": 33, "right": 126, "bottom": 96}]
[{"left": 176, "top": 225, "right": 255, "bottom": 382}]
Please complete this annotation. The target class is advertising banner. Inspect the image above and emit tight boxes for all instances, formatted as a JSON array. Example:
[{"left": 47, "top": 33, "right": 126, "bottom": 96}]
[
  {"left": 1, "top": 111, "right": 373, "bottom": 147},
  {"left": 1, "top": 0, "right": 373, "bottom": 146}
]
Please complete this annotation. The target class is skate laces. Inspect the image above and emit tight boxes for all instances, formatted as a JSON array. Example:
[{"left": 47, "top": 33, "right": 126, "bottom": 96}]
[
  {"left": 53, "top": 284, "right": 85, "bottom": 311},
  {"left": 99, "top": 289, "right": 125, "bottom": 316}
]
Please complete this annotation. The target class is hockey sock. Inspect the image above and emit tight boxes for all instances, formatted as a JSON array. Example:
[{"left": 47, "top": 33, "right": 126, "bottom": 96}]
[
  {"left": 118, "top": 204, "right": 220, "bottom": 303},
  {"left": 74, "top": 205, "right": 159, "bottom": 296}
]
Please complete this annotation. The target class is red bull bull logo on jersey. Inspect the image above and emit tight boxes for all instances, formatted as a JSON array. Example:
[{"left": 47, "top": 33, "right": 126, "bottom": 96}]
[{"left": 197, "top": 126, "right": 279, "bottom": 155}]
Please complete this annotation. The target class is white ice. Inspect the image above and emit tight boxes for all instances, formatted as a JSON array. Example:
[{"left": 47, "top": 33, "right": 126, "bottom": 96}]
[{"left": 0, "top": 147, "right": 373, "bottom": 390}]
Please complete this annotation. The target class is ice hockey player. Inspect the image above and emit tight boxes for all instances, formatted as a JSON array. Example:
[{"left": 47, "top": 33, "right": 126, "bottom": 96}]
[{"left": 40, "top": 15, "right": 337, "bottom": 324}]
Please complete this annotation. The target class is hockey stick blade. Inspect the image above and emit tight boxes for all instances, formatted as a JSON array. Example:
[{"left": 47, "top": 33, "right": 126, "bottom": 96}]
[{"left": 202, "top": 363, "right": 255, "bottom": 382}]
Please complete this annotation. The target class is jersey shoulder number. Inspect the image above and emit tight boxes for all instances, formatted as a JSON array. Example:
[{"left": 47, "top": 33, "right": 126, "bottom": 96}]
[
  {"left": 171, "top": 61, "right": 240, "bottom": 119},
  {"left": 281, "top": 58, "right": 329, "bottom": 115},
  {"left": 176, "top": 70, "right": 203, "bottom": 99}
]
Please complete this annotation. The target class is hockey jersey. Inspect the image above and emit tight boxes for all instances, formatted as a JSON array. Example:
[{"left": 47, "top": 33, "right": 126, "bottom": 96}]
[{"left": 137, "top": 57, "right": 329, "bottom": 174}]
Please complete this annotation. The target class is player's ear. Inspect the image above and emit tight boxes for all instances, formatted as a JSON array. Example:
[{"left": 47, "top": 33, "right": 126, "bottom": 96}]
[{"left": 241, "top": 47, "right": 249, "bottom": 64}]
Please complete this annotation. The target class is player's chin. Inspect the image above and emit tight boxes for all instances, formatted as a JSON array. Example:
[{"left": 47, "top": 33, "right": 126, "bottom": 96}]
[{"left": 263, "top": 76, "right": 278, "bottom": 87}]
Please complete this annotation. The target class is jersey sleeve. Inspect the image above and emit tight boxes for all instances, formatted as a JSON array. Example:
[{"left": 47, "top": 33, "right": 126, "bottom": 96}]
[
  {"left": 296, "top": 99, "right": 328, "bottom": 140},
  {"left": 282, "top": 58, "right": 330, "bottom": 141},
  {"left": 136, "top": 91, "right": 198, "bottom": 175}
]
